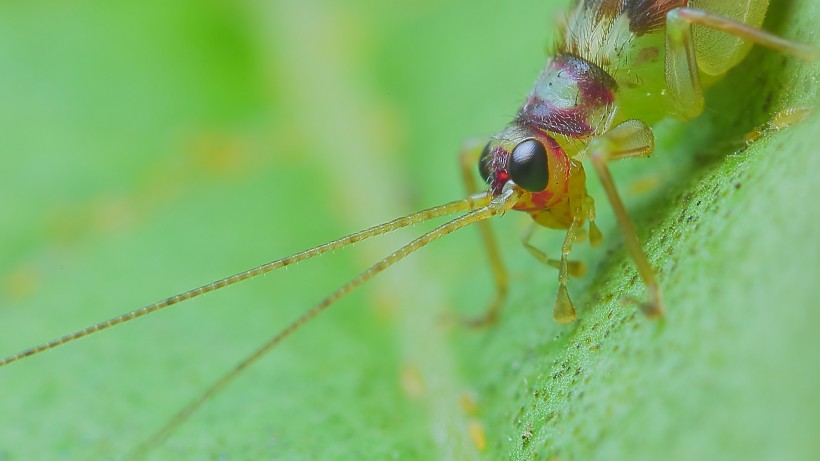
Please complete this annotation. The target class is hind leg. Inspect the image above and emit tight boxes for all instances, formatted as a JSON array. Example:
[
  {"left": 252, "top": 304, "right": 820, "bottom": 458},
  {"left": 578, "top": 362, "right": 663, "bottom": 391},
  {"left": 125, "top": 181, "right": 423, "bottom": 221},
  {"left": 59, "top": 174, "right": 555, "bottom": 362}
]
[{"left": 665, "top": 6, "right": 820, "bottom": 118}]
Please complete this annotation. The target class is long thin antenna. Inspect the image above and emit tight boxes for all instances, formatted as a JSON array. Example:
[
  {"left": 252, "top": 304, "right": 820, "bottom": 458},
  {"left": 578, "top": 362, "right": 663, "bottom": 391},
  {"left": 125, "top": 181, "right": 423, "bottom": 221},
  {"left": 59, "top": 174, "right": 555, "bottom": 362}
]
[
  {"left": 128, "top": 186, "right": 522, "bottom": 459},
  {"left": 0, "top": 193, "right": 492, "bottom": 368}
]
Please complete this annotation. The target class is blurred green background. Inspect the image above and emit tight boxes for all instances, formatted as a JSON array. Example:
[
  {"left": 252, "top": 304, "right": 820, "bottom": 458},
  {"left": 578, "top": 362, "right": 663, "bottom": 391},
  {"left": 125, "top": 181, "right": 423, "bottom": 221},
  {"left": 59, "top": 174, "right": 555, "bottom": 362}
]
[{"left": 0, "top": 0, "right": 818, "bottom": 460}]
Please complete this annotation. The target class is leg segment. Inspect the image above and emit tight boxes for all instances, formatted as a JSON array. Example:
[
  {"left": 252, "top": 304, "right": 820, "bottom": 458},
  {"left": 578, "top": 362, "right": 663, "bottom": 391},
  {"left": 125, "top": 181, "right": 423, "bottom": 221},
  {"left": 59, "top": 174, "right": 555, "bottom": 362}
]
[
  {"left": 588, "top": 120, "right": 663, "bottom": 318},
  {"left": 459, "top": 140, "right": 508, "bottom": 326},
  {"left": 521, "top": 222, "right": 587, "bottom": 278},
  {"left": 553, "top": 216, "right": 582, "bottom": 324},
  {"left": 665, "top": 7, "right": 820, "bottom": 118}
]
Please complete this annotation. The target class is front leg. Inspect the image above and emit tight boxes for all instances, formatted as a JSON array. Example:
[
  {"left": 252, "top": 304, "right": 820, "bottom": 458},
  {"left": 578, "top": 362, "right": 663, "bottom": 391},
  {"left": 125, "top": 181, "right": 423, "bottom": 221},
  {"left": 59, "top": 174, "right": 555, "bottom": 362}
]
[
  {"left": 459, "top": 140, "right": 508, "bottom": 326},
  {"left": 588, "top": 120, "right": 663, "bottom": 318},
  {"left": 553, "top": 215, "right": 583, "bottom": 324},
  {"left": 521, "top": 222, "right": 587, "bottom": 278}
]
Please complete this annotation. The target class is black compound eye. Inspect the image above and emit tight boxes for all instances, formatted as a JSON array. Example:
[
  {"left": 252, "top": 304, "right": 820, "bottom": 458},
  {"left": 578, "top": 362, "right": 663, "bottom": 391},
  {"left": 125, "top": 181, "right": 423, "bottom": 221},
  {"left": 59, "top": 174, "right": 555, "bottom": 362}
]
[
  {"left": 509, "top": 139, "right": 548, "bottom": 192},
  {"left": 478, "top": 142, "right": 493, "bottom": 183}
]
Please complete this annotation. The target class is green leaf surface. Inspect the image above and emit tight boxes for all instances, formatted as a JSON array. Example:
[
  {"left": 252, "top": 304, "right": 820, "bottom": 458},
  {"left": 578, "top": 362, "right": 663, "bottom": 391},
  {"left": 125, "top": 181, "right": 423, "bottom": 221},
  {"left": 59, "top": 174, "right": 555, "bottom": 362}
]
[{"left": 0, "top": 0, "right": 817, "bottom": 460}]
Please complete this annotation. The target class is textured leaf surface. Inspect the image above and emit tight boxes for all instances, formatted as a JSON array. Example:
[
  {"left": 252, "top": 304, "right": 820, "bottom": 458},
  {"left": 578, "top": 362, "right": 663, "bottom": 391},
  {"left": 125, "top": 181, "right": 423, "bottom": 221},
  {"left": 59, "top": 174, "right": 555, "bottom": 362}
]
[{"left": 0, "top": 1, "right": 817, "bottom": 460}]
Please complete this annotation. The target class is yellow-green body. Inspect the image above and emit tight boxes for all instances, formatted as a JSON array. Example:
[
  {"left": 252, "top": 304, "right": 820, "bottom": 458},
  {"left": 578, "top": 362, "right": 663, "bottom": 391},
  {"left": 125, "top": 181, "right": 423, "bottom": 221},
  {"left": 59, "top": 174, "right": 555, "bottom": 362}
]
[{"left": 478, "top": 0, "right": 815, "bottom": 322}]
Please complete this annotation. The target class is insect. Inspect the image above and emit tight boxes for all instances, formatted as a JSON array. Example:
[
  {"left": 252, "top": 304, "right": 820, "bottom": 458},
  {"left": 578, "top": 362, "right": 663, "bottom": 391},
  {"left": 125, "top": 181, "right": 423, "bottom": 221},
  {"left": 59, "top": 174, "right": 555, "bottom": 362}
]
[{"left": 0, "top": 0, "right": 816, "bottom": 458}]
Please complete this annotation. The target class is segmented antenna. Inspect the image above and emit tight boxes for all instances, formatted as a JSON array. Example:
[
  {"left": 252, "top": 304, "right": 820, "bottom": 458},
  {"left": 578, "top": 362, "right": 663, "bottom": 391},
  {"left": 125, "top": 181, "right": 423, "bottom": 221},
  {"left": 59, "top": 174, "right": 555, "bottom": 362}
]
[
  {"left": 0, "top": 192, "right": 492, "bottom": 368},
  {"left": 127, "top": 186, "right": 522, "bottom": 459}
]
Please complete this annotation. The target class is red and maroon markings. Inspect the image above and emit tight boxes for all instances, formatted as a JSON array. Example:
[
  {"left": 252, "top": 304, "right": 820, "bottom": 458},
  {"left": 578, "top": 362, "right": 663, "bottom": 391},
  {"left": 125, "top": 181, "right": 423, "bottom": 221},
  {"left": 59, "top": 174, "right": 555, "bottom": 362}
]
[
  {"left": 578, "top": 0, "right": 687, "bottom": 35},
  {"left": 487, "top": 145, "right": 511, "bottom": 196},
  {"left": 516, "top": 53, "right": 617, "bottom": 138},
  {"left": 625, "top": 0, "right": 688, "bottom": 34}
]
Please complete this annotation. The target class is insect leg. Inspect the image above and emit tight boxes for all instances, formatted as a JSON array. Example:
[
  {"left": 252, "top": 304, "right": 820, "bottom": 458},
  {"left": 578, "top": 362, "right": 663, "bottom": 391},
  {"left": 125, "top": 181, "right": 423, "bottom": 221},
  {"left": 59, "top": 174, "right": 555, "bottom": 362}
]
[
  {"left": 553, "top": 215, "right": 582, "bottom": 324},
  {"left": 458, "top": 141, "right": 508, "bottom": 326},
  {"left": 521, "top": 222, "right": 586, "bottom": 278},
  {"left": 665, "top": 7, "right": 820, "bottom": 118},
  {"left": 744, "top": 107, "right": 813, "bottom": 145},
  {"left": 588, "top": 120, "right": 663, "bottom": 318},
  {"left": 583, "top": 195, "right": 604, "bottom": 248}
]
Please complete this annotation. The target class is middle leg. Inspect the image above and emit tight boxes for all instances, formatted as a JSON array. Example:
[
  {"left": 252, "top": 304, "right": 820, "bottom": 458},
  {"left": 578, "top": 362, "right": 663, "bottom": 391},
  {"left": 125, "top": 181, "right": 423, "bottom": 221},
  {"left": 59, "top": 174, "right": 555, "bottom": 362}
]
[{"left": 588, "top": 119, "right": 663, "bottom": 318}]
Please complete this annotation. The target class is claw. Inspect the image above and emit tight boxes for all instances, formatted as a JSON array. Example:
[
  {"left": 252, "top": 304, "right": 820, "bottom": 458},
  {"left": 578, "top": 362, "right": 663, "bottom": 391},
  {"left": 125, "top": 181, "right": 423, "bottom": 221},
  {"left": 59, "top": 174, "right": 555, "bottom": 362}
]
[
  {"left": 457, "top": 292, "right": 504, "bottom": 329},
  {"left": 553, "top": 285, "right": 577, "bottom": 323},
  {"left": 567, "top": 260, "right": 587, "bottom": 278},
  {"left": 461, "top": 310, "right": 499, "bottom": 328},
  {"left": 623, "top": 283, "right": 664, "bottom": 318},
  {"left": 589, "top": 221, "right": 603, "bottom": 247},
  {"left": 640, "top": 283, "right": 664, "bottom": 318}
]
